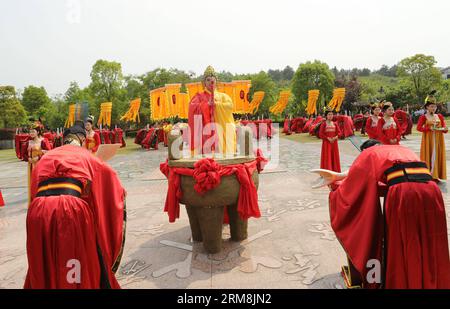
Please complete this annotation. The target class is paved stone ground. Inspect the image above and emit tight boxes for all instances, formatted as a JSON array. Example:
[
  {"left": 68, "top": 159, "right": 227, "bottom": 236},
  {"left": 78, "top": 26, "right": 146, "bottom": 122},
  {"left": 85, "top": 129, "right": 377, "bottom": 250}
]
[{"left": 1, "top": 134, "right": 449, "bottom": 289}]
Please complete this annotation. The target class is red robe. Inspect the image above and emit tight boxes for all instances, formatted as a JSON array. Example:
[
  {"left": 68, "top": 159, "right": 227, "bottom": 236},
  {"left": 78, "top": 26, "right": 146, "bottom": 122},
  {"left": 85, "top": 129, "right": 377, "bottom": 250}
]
[
  {"left": 134, "top": 129, "right": 147, "bottom": 145},
  {"left": 309, "top": 116, "right": 324, "bottom": 136},
  {"left": 302, "top": 118, "right": 314, "bottom": 133},
  {"left": 337, "top": 115, "right": 355, "bottom": 138},
  {"left": 377, "top": 117, "right": 401, "bottom": 145},
  {"left": 84, "top": 131, "right": 101, "bottom": 153},
  {"left": 365, "top": 116, "right": 380, "bottom": 140},
  {"left": 15, "top": 134, "right": 31, "bottom": 161},
  {"left": 101, "top": 130, "right": 111, "bottom": 144},
  {"left": 394, "top": 110, "right": 411, "bottom": 137},
  {"left": 297, "top": 118, "right": 305, "bottom": 133},
  {"left": 141, "top": 128, "right": 159, "bottom": 150},
  {"left": 0, "top": 189, "right": 4, "bottom": 207},
  {"left": 319, "top": 121, "right": 341, "bottom": 172},
  {"left": 113, "top": 128, "right": 126, "bottom": 147},
  {"left": 283, "top": 118, "right": 291, "bottom": 135},
  {"left": 353, "top": 114, "right": 364, "bottom": 131},
  {"left": 188, "top": 92, "right": 214, "bottom": 154},
  {"left": 330, "top": 145, "right": 450, "bottom": 289},
  {"left": 24, "top": 145, "right": 126, "bottom": 289}
]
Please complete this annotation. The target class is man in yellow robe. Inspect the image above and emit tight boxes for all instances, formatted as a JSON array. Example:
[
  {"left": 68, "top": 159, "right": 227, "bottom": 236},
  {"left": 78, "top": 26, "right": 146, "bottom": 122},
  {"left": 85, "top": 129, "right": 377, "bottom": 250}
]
[{"left": 188, "top": 66, "right": 236, "bottom": 156}]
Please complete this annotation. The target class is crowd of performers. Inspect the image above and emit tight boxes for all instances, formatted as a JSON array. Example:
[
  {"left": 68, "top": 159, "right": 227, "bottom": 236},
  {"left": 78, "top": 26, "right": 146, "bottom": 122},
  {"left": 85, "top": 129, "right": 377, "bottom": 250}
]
[
  {"left": 282, "top": 98, "right": 449, "bottom": 184},
  {"left": 313, "top": 91, "right": 450, "bottom": 288},
  {"left": 134, "top": 118, "right": 274, "bottom": 151},
  {"left": 1, "top": 64, "right": 449, "bottom": 289}
]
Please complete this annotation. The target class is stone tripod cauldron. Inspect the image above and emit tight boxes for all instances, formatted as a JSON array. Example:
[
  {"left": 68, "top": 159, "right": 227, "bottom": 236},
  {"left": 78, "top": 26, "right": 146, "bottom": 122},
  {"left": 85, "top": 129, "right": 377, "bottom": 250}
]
[{"left": 167, "top": 127, "right": 259, "bottom": 254}]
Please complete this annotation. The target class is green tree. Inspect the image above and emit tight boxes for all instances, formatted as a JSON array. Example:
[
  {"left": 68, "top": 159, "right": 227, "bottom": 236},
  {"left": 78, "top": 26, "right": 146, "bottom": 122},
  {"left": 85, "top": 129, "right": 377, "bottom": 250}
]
[
  {"left": 89, "top": 59, "right": 127, "bottom": 124},
  {"left": 21, "top": 85, "right": 51, "bottom": 115},
  {"left": 291, "top": 60, "right": 335, "bottom": 114},
  {"left": 64, "top": 81, "right": 95, "bottom": 115},
  {"left": 0, "top": 86, "right": 27, "bottom": 128},
  {"left": 397, "top": 54, "right": 442, "bottom": 104}
]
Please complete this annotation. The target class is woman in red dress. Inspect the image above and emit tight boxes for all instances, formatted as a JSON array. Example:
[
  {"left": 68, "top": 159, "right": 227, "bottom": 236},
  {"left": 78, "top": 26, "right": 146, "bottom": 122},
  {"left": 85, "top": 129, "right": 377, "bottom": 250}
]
[
  {"left": 319, "top": 109, "right": 341, "bottom": 172},
  {"left": 83, "top": 116, "right": 101, "bottom": 154},
  {"left": 365, "top": 103, "right": 381, "bottom": 140},
  {"left": 377, "top": 102, "right": 401, "bottom": 145}
]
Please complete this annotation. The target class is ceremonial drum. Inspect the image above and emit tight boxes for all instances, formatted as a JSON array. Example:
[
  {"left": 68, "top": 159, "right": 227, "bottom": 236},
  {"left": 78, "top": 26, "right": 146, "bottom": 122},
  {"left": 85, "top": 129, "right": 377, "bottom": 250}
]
[{"left": 166, "top": 127, "right": 259, "bottom": 254}]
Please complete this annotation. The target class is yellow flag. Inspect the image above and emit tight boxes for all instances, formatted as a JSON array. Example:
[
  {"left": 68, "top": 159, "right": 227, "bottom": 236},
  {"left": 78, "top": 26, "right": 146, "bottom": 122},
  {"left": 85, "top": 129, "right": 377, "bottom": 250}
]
[
  {"left": 327, "top": 88, "right": 346, "bottom": 112},
  {"left": 270, "top": 90, "right": 291, "bottom": 115},
  {"left": 306, "top": 90, "right": 320, "bottom": 115},
  {"left": 248, "top": 91, "right": 265, "bottom": 114},
  {"left": 186, "top": 82, "right": 204, "bottom": 102},
  {"left": 232, "top": 80, "right": 251, "bottom": 114},
  {"left": 65, "top": 104, "right": 76, "bottom": 128},
  {"left": 150, "top": 87, "right": 167, "bottom": 120},
  {"left": 120, "top": 98, "right": 141, "bottom": 123},
  {"left": 97, "top": 102, "right": 113, "bottom": 126},
  {"left": 165, "top": 83, "right": 182, "bottom": 117}
]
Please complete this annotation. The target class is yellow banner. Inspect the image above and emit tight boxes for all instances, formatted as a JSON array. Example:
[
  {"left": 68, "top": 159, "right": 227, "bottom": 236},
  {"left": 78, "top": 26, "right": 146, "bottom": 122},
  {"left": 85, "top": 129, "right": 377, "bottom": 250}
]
[
  {"left": 327, "top": 88, "right": 346, "bottom": 112},
  {"left": 306, "top": 90, "right": 320, "bottom": 116},
  {"left": 232, "top": 80, "right": 251, "bottom": 114},
  {"left": 64, "top": 104, "right": 76, "bottom": 128},
  {"left": 186, "top": 82, "right": 204, "bottom": 102},
  {"left": 97, "top": 102, "right": 113, "bottom": 126},
  {"left": 150, "top": 87, "right": 167, "bottom": 120},
  {"left": 120, "top": 98, "right": 141, "bottom": 123},
  {"left": 270, "top": 90, "right": 291, "bottom": 115},
  {"left": 248, "top": 91, "right": 265, "bottom": 114},
  {"left": 165, "top": 83, "right": 182, "bottom": 118},
  {"left": 178, "top": 93, "right": 189, "bottom": 119}
]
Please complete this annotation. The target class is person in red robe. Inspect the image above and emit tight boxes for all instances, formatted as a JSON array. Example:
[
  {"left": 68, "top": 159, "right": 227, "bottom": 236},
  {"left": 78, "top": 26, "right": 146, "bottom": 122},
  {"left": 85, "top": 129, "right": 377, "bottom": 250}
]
[
  {"left": 328, "top": 139, "right": 450, "bottom": 289},
  {"left": 141, "top": 126, "right": 159, "bottom": 150},
  {"left": 0, "top": 189, "right": 5, "bottom": 207},
  {"left": 302, "top": 116, "right": 314, "bottom": 133},
  {"left": 188, "top": 84, "right": 213, "bottom": 155},
  {"left": 284, "top": 116, "right": 292, "bottom": 135},
  {"left": 353, "top": 114, "right": 364, "bottom": 132},
  {"left": 365, "top": 103, "right": 382, "bottom": 140},
  {"left": 295, "top": 117, "right": 305, "bottom": 133},
  {"left": 24, "top": 124, "right": 126, "bottom": 289},
  {"left": 319, "top": 110, "right": 341, "bottom": 172},
  {"left": 377, "top": 102, "right": 402, "bottom": 145},
  {"left": 309, "top": 116, "right": 323, "bottom": 136},
  {"left": 394, "top": 109, "right": 411, "bottom": 139},
  {"left": 83, "top": 116, "right": 101, "bottom": 154},
  {"left": 134, "top": 128, "right": 148, "bottom": 145}
]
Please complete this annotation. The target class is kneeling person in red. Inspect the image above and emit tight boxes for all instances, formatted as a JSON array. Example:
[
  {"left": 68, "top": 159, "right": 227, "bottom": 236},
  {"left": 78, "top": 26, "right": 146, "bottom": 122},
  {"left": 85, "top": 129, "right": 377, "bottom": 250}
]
[
  {"left": 327, "top": 140, "right": 450, "bottom": 289},
  {"left": 24, "top": 124, "right": 126, "bottom": 289}
]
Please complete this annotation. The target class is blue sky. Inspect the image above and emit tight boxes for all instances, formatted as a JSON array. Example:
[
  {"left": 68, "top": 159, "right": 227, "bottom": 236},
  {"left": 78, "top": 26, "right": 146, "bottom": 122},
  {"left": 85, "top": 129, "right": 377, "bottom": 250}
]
[{"left": 1, "top": 0, "right": 449, "bottom": 96}]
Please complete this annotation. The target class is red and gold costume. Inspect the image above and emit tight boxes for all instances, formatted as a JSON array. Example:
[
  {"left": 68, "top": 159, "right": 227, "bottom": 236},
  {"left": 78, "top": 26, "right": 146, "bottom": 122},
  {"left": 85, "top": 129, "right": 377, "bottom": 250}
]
[
  {"left": 417, "top": 114, "right": 447, "bottom": 180},
  {"left": 377, "top": 116, "right": 401, "bottom": 145},
  {"left": 365, "top": 115, "right": 380, "bottom": 140},
  {"left": 319, "top": 121, "right": 341, "bottom": 172},
  {"left": 27, "top": 136, "right": 52, "bottom": 203},
  {"left": 330, "top": 145, "right": 450, "bottom": 288},
  {"left": 84, "top": 130, "right": 101, "bottom": 153},
  {"left": 188, "top": 67, "right": 236, "bottom": 155},
  {"left": 24, "top": 145, "right": 126, "bottom": 289}
]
